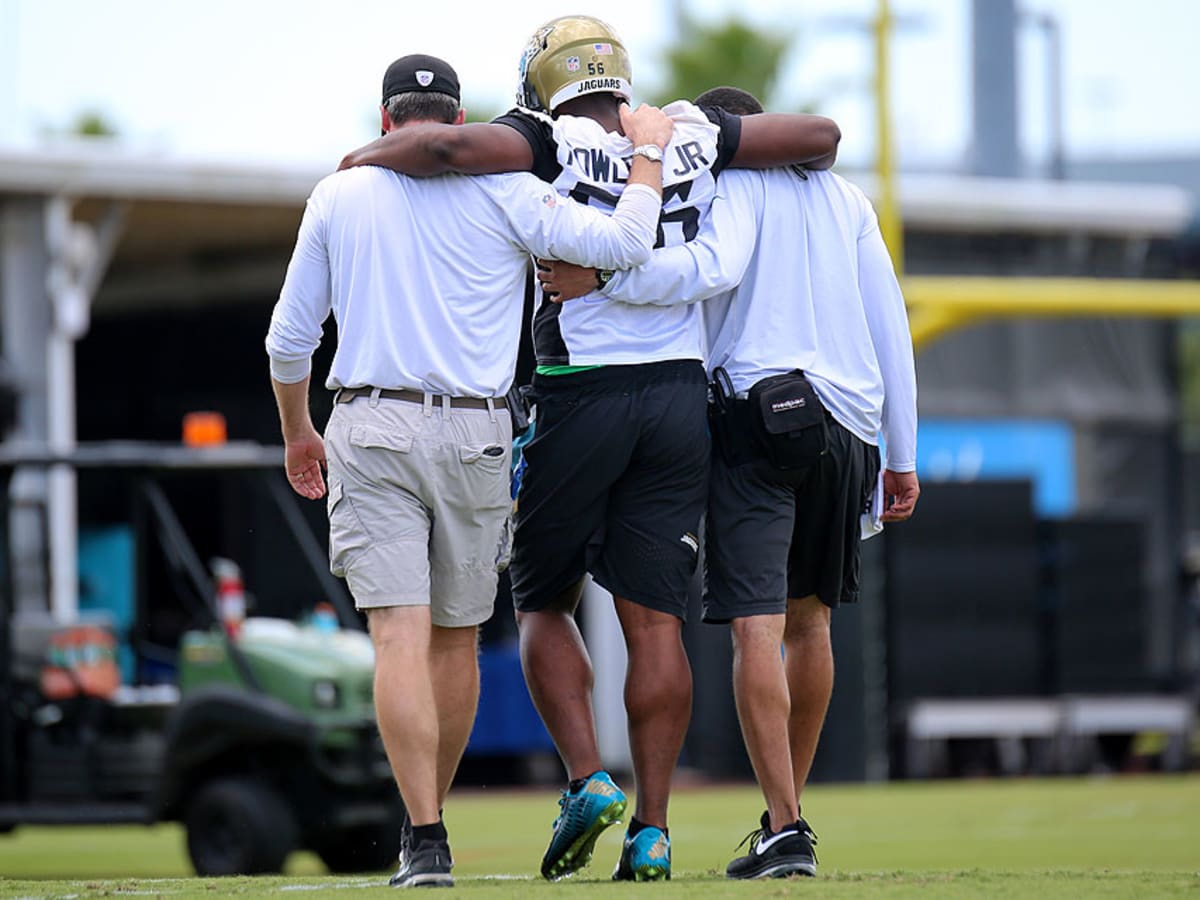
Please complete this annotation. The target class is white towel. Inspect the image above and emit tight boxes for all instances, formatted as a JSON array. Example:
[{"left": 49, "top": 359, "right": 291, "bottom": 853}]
[{"left": 861, "top": 469, "right": 885, "bottom": 540}]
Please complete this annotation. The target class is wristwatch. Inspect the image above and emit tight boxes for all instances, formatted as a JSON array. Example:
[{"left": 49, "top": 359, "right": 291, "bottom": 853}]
[
  {"left": 595, "top": 269, "right": 616, "bottom": 291},
  {"left": 631, "top": 144, "right": 664, "bottom": 163}
]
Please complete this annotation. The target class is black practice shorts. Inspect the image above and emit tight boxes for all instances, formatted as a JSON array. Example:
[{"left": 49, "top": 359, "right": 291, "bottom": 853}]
[
  {"left": 510, "top": 360, "right": 709, "bottom": 620},
  {"left": 703, "top": 411, "right": 880, "bottom": 623}
]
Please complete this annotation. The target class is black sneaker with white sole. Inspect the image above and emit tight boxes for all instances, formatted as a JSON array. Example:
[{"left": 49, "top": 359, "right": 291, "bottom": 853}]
[
  {"left": 725, "top": 810, "right": 818, "bottom": 880},
  {"left": 389, "top": 839, "right": 454, "bottom": 888}
]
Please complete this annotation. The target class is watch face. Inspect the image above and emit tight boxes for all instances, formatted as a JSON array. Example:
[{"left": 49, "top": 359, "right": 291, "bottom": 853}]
[{"left": 633, "top": 144, "right": 662, "bottom": 162}]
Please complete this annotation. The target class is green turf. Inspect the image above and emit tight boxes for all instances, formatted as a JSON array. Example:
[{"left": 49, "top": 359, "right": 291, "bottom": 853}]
[{"left": 1, "top": 775, "right": 1198, "bottom": 897}]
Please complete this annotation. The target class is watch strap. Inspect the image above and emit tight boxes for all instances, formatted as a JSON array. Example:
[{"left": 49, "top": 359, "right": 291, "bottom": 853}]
[{"left": 631, "top": 143, "right": 663, "bottom": 163}]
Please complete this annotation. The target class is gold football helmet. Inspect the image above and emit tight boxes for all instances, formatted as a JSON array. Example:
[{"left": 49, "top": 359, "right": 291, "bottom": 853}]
[{"left": 517, "top": 15, "right": 633, "bottom": 113}]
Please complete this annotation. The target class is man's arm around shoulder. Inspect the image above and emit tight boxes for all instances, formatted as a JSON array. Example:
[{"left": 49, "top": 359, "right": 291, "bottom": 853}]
[
  {"left": 508, "top": 103, "right": 672, "bottom": 272},
  {"left": 733, "top": 113, "right": 841, "bottom": 170},
  {"left": 339, "top": 122, "right": 534, "bottom": 176}
]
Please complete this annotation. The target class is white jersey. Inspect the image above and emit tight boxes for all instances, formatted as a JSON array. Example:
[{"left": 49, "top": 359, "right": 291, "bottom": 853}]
[
  {"left": 266, "top": 165, "right": 661, "bottom": 397},
  {"left": 601, "top": 167, "right": 918, "bottom": 472},
  {"left": 496, "top": 102, "right": 740, "bottom": 367}
]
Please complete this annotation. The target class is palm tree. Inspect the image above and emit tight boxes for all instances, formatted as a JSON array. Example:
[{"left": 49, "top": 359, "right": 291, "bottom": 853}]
[{"left": 651, "top": 16, "right": 793, "bottom": 108}]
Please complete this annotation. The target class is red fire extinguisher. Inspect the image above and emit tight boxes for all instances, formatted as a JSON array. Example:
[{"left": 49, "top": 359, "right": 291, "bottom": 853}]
[{"left": 212, "top": 557, "right": 246, "bottom": 638}]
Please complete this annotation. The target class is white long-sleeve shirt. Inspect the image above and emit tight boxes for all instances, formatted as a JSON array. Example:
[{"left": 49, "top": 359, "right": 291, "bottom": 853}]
[
  {"left": 266, "top": 166, "right": 661, "bottom": 397},
  {"left": 602, "top": 167, "right": 918, "bottom": 472}
]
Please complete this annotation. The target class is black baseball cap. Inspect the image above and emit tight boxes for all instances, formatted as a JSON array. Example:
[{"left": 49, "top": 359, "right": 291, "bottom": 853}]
[{"left": 382, "top": 54, "right": 460, "bottom": 104}]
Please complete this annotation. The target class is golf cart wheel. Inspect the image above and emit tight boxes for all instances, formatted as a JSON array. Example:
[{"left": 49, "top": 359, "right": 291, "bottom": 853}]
[
  {"left": 315, "top": 824, "right": 399, "bottom": 873},
  {"left": 315, "top": 802, "right": 406, "bottom": 873},
  {"left": 185, "top": 777, "right": 298, "bottom": 875}
]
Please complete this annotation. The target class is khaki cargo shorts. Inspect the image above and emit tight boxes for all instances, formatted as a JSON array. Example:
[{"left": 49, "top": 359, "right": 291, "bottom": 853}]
[{"left": 324, "top": 392, "right": 512, "bottom": 628}]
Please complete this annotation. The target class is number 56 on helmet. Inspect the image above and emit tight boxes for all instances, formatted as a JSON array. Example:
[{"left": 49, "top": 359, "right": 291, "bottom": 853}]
[{"left": 517, "top": 15, "right": 633, "bottom": 114}]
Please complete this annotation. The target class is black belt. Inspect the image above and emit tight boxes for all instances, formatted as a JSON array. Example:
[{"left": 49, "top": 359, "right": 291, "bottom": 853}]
[{"left": 336, "top": 387, "right": 507, "bottom": 410}]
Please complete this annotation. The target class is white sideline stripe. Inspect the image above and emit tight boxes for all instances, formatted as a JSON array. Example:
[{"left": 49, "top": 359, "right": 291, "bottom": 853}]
[
  {"left": 471, "top": 874, "right": 529, "bottom": 880},
  {"left": 11, "top": 874, "right": 536, "bottom": 900},
  {"left": 280, "top": 881, "right": 380, "bottom": 891},
  {"left": 280, "top": 874, "right": 531, "bottom": 891}
]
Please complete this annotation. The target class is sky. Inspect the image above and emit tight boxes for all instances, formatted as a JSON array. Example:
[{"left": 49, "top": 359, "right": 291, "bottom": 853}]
[{"left": 2, "top": 0, "right": 1199, "bottom": 174}]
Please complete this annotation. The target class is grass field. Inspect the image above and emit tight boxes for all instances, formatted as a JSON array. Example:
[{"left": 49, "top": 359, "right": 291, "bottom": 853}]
[{"left": 1, "top": 774, "right": 1198, "bottom": 897}]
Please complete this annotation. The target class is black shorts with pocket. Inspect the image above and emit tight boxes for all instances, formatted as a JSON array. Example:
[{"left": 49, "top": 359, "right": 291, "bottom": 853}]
[
  {"left": 703, "top": 409, "right": 880, "bottom": 623},
  {"left": 510, "top": 360, "right": 709, "bottom": 620}
]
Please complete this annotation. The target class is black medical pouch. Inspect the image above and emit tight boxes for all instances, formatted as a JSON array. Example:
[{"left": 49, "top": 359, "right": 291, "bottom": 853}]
[{"left": 747, "top": 370, "right": 828, "bottom": 472}]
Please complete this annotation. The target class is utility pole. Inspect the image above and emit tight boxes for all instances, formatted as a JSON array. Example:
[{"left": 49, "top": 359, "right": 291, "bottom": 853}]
[
  {"left": 971, "top": 0, "right": 1020, "bottom": 176},
  {"left": 873, "top": 0, "right": 903, "bottom": 274},
  {"left": 1023, "top": 8, "right": 1066, "bottom": 180},
  {"left": 820, "top": 0, "right": 920, "bottom": 273}
]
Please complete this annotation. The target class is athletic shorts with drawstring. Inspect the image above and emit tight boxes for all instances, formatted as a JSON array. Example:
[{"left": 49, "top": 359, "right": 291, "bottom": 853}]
[
  {"left": 704, "top": 413, "right": 880, "bottom": 623},
  {"left": 324, "top": 391, "right": 512, "bottom": 628},
  {"left": 510, "top": 360, "right": 709, "bottom": 620}
]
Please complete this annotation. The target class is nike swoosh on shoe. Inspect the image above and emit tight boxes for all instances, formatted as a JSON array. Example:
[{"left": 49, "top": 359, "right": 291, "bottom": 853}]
[{"left": 754, "top": 828, "right": 799, "bottom": 855}]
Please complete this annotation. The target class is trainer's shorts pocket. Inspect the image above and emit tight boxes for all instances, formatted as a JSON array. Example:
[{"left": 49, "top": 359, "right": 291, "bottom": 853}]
[
  {"left": 460, "top": 442, "right": 509, "bottom": 473},
  {"left": 326, "top": 478, "right": 361, "bottom": 579},
  {"left": 350, "top": 425, "right": 413, "bottom": 453},
  {"left": 326, "top": 478, "right": 345, "bottom": 517}
]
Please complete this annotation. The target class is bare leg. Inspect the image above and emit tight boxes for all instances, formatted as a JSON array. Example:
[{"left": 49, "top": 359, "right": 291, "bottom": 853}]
[
  {"left": 614, "top": 596, "right": 691, "bottom": 829},
  {"left": 731, "top": 613, "right": 800, "bottom": 831},
  {"left": 429, "top": 624, "right": 480, "bottom": 807},
  {"left": 368, "top": 606, "right": 440, "bottom": 826},
  {"left": 516, "top": 580, "right": 603, "bottom": 781},
  {"left": 783, "top": 595, "right": 833, "bottom": 803}
]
